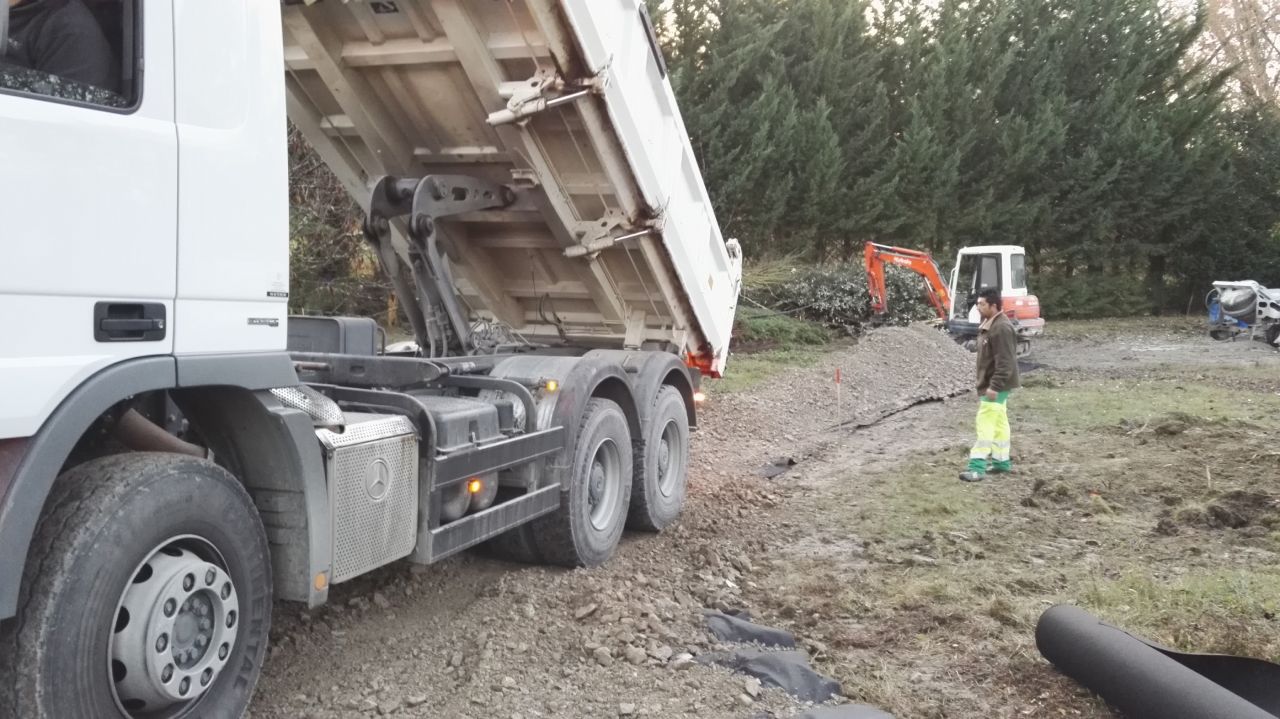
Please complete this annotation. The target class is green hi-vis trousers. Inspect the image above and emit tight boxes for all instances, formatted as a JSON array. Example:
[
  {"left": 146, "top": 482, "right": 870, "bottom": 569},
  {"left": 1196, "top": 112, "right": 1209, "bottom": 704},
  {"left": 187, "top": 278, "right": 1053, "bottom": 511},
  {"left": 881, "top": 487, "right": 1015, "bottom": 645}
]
[{"left": 967, "top": 391, "right": 1011, "bottom": 474}]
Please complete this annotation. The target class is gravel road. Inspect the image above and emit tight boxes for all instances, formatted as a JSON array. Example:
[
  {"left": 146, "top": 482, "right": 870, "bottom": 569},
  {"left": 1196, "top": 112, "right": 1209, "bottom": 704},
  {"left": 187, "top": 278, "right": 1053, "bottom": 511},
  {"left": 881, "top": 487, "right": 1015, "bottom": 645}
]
[{"left": 248, "top": 324, "right": 974, "bottom": 719}]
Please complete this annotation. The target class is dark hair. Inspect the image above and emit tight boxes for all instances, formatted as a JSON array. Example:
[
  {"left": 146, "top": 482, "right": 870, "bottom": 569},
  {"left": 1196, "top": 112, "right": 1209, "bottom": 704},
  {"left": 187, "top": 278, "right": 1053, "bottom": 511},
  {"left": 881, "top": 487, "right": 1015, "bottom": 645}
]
[{"left": 978, "top": 288, "right": 1002, "bottom": 310}]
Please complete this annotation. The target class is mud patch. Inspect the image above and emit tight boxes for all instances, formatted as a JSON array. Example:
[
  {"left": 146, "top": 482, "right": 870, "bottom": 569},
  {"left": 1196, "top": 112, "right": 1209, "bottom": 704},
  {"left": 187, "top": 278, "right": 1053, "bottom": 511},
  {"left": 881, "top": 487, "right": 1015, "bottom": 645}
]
[
  {"left": 1116, "top": 411, "right": 1261, "bottom": 437},
  {"left": 1165, "top": 490, "right": 1280, "bottom": 532}
]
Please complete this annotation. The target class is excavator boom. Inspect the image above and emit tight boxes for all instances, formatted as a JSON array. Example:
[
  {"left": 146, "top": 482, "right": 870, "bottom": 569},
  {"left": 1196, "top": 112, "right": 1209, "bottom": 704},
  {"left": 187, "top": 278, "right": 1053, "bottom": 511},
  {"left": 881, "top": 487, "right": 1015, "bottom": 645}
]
[{"left": 863, "top": 242, "right": 952, "bottom": 320}]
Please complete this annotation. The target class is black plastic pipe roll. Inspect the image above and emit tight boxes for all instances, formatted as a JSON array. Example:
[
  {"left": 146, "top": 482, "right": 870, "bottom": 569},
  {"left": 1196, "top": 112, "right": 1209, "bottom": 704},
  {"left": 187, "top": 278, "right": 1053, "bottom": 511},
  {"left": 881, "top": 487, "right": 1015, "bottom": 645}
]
[{"left": 1036, "top": 604, "right": 1280, "bottom": 719}]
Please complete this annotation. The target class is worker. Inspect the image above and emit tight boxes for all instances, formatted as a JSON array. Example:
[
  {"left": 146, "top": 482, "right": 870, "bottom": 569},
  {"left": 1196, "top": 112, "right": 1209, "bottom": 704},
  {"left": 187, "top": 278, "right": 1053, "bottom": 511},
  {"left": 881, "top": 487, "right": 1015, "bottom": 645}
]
[
  {"left": 959, "top": 288, "right": 1020, "bottom": 482},
  {"left": 2, "top": 0, "right": 117, "bottom": 93}
]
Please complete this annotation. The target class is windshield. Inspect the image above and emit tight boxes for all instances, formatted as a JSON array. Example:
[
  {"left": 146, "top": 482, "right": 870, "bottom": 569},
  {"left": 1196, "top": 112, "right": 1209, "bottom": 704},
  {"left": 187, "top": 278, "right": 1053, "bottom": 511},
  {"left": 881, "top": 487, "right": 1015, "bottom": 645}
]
[{"left": 957, "top": 254, "right": 1001, "bottom": 293}]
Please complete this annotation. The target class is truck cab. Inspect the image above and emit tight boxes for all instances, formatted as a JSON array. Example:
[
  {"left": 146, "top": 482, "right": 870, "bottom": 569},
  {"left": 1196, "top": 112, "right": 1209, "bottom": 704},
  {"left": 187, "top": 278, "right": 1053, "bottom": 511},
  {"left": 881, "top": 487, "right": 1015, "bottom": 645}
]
[{"left": 0, "top": 2, "right": 741, "bottom": 716}]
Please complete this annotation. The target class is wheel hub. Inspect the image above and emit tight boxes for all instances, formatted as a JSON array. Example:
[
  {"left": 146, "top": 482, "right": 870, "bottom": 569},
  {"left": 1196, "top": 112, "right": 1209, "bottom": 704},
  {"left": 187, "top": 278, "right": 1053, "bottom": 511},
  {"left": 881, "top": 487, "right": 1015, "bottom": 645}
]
[
  {"left": 657, "top": 420, "right": 683, "bottom": 498},
  {"left": 111, "top": 542, "right": 239, "bottom": 715},
  {"left": 586, "top": 439, "right": 621, "bottom": 531},
  {"left": 589, "top": 462, "right": 606, "bottom": 506},
  {"left": 172, "top": 592, "right": 215, "bottom": 669}
]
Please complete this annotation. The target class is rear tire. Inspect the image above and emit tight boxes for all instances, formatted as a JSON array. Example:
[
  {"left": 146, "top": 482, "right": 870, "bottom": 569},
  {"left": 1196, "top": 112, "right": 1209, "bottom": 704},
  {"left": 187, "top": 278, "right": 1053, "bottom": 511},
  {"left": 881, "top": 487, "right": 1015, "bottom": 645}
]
[
  {"left": 628, "top": 386, "right": 690, "bottom": 531},
  {"left": 531, "top": 399, "right": 633, "bottom": 567},
  {"left": 0, "top": 453, "right": 272, "bottom": 719}
]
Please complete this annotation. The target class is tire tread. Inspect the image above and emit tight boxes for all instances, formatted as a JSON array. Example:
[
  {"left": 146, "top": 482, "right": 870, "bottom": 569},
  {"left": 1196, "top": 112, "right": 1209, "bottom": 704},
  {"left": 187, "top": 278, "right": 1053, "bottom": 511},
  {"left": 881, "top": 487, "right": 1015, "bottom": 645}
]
[
  {"left": 0, "top": 453, "right": 265, "bottom": 718},
  {"left": 532, "top": 399, "right": 630, "bottom": 567},
  {"left": 627, "top": 386, "right": 689, "bottom": 532}
]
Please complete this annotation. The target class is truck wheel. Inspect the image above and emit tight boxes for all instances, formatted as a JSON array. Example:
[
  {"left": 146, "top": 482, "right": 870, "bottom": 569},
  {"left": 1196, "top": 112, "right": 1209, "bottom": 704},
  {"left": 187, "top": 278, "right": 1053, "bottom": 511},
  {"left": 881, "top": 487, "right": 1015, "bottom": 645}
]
[
  {"left": 533, "top": 398, "right": 633, "bottom": 567},
  {"left": 628, "top": 386, "right": 689, "bottom": 531},
  {"left": 0, "top": 453, "right": 272, "bottom": 719}
]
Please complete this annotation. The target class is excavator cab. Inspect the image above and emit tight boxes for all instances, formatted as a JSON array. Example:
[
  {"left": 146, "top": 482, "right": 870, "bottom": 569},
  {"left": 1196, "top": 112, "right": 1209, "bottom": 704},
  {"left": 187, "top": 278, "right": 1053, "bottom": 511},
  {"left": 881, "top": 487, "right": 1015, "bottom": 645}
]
[
  {"left": 950, "top": 251, "right": 1003, "bottom": 322},
  {"left": 862, "top": 241, "right": 1044, "bottom": 354},
  {"left": 947, "top": 245, "right": 1043, "bottom": 353}
]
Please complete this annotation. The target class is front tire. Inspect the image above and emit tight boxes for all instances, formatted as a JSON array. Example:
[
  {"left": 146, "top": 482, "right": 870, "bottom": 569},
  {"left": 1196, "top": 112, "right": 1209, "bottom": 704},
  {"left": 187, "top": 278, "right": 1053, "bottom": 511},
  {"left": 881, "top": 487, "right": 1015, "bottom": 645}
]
[{"left": 0, "top": 453, "right": 272, "bottom": 719}]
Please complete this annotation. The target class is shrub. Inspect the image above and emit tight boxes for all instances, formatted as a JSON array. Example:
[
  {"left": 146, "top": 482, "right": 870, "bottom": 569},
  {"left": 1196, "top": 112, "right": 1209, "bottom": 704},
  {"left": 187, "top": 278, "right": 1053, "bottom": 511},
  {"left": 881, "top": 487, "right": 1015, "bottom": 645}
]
[{"left": 749, "top": 263, "right": 937, "bottom": 328}]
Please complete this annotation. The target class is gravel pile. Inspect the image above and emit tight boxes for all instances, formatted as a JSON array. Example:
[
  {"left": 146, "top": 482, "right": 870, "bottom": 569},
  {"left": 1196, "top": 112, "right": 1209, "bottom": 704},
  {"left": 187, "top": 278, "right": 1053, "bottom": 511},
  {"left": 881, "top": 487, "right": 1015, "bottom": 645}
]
[{"left": 698, "top": 324, "right": 973, "bottom": 473}]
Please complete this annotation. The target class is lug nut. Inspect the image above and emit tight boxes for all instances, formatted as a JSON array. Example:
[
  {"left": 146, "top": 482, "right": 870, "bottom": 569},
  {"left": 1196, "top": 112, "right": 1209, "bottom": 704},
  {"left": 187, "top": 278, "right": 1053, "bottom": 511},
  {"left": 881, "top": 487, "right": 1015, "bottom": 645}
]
[
  {"left": 226, "top": 611, "right": 237, "bottom": 629},
  {"left": 221, "top": 583, "right": 232, "bottom": 600},
  {"left": 164, "top": 599, "right": 177, "bottom": 617},
  {"left": 156, "top": 634, "right": 168, "bottom": 653},
  {"left": 179, "top": 677, "right": 190, "bottom": 696},
  {"left": 183, "top": 574, "right": 195, "bottom": 592},
  {"left": 201, "top": 668, "right": 214, "bottom": 686},
  {"left": 218, "top": 644, "right": 229, "bottom": 660},
  {"left": 205, "top": 569, "right": 216, "bottom": 586}
]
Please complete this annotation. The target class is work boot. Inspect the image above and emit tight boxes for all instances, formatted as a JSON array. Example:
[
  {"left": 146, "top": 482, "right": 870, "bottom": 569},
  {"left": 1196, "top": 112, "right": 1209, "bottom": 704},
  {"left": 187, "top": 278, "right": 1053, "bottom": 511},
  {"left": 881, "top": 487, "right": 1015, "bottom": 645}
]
[
  {"left": 989, "top": 462, "right": 1013, "bottom": 475},
  {"left": 958, "top": 470, "right": 986, "bottom": 482}
]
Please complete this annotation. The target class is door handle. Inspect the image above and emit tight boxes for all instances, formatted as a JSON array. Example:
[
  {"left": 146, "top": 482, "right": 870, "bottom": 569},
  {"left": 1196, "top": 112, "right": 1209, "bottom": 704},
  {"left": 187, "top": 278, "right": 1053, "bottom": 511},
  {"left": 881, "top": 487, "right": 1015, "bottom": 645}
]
[{"left": 95, "top": 302, "right": 166, "bottom": 342}]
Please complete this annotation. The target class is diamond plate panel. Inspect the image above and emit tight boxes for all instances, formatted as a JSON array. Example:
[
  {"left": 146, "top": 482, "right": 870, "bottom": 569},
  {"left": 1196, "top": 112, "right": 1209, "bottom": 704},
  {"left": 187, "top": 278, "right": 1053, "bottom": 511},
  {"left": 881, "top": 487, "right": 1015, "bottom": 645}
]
[
  {"left": 270, "top": 385, "right": 345, "bottom": 428},
  {"left": 317, "top": 415, "right": 418, "bottom": 583}
]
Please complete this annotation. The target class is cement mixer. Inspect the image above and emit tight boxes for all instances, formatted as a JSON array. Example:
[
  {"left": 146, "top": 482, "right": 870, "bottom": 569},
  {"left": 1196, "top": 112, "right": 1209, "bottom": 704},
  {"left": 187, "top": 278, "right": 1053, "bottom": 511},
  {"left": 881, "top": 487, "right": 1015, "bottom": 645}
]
[{"left": 1206, "top": 280, "right": 1280, "bottom": 347}]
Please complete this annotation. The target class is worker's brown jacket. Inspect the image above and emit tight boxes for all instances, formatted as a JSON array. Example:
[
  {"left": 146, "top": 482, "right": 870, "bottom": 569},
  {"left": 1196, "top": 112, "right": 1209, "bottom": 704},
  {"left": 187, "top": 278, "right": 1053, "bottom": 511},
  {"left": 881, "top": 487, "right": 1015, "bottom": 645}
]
[{"left": 976, "top": 312, "right": 1020, "bottom": 393}]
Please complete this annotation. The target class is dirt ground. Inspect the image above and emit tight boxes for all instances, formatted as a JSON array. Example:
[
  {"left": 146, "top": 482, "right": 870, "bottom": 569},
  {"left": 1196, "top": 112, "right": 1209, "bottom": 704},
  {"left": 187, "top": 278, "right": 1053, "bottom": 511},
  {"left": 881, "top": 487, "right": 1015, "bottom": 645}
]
[{"left": 248, "top": 318, "right": 1280, "bottom": 719}]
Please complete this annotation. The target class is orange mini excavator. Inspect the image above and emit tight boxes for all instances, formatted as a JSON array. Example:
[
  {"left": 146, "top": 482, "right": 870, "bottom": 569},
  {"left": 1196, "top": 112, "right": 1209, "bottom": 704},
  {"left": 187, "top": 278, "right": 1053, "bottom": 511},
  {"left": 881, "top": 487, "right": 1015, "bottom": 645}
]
[{"left": 863, "top": 241, "right": 1045, "bottom": 353}]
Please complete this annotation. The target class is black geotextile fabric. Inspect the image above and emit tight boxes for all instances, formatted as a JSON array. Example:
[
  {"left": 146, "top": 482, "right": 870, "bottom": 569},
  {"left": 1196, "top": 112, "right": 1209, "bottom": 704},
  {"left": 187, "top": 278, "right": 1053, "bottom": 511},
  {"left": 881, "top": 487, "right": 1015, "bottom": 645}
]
[
  {"left": 698, "top": 648, "right": 842, "bottom": 704},
  {"left": 704, "top": 609, "right": 796, "bottom": 648}
]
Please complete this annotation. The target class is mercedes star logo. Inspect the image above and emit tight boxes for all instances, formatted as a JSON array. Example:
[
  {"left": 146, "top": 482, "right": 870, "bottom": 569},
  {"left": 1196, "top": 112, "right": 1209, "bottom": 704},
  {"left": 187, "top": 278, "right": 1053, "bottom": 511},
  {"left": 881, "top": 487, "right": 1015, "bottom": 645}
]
[{"left": 364, "top": 459, "right": 391, "bottom": 501}]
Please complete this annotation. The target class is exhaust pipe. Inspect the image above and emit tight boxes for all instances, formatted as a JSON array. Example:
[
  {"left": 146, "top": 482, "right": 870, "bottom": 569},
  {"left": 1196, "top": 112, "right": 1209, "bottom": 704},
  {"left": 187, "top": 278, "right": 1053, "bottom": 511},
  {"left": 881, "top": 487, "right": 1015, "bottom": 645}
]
[{"left": 114, "top": 409, "right": 208, "bottom": 459}]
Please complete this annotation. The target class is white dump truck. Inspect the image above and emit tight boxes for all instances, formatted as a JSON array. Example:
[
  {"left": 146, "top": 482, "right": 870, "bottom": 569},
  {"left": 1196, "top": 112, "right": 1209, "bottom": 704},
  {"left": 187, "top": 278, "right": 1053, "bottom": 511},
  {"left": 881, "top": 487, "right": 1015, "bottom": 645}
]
[{"left": 0, "top": 1, "right": 741, "bottom": 715}]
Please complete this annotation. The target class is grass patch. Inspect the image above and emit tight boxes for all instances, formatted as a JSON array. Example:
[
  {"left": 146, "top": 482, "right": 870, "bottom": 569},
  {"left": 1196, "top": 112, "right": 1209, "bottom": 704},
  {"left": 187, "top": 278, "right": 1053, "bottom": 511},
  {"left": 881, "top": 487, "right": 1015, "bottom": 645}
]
[
  {"left": 741, "top": 253, "right": 805, "bottom": 292},
  {"left": 712, "top": 347, "right": 827, "bottom": 394},
  {"left": 1043, "top": 316, "right": 1205, "bottom": 341},
  {"left": 852, "top": 457, "right": 997, "bottom": 540},
  {"left": 1082, "top": 568, "right": 1280, "bottom": 661},
  {"left": 1017, "top": 374, "right": 1280, "bottom": 431},
  {"left": 892, "top": 577, "right": 965, "bottom": 607}
]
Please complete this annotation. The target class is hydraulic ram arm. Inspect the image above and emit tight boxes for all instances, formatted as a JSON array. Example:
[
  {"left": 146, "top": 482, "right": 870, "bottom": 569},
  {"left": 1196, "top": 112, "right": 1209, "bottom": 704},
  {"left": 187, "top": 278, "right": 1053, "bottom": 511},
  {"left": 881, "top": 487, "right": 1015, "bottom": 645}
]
[{"left": 363, "top": 175, "right": 518, "bottom": 357}]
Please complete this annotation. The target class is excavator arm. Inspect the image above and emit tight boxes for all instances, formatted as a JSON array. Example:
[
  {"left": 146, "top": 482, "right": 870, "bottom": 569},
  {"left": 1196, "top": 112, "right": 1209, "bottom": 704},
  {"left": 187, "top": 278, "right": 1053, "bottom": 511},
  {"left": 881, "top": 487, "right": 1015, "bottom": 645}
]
[{"left": 863, "top": 241, "right": 952, "bottom": 321}]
